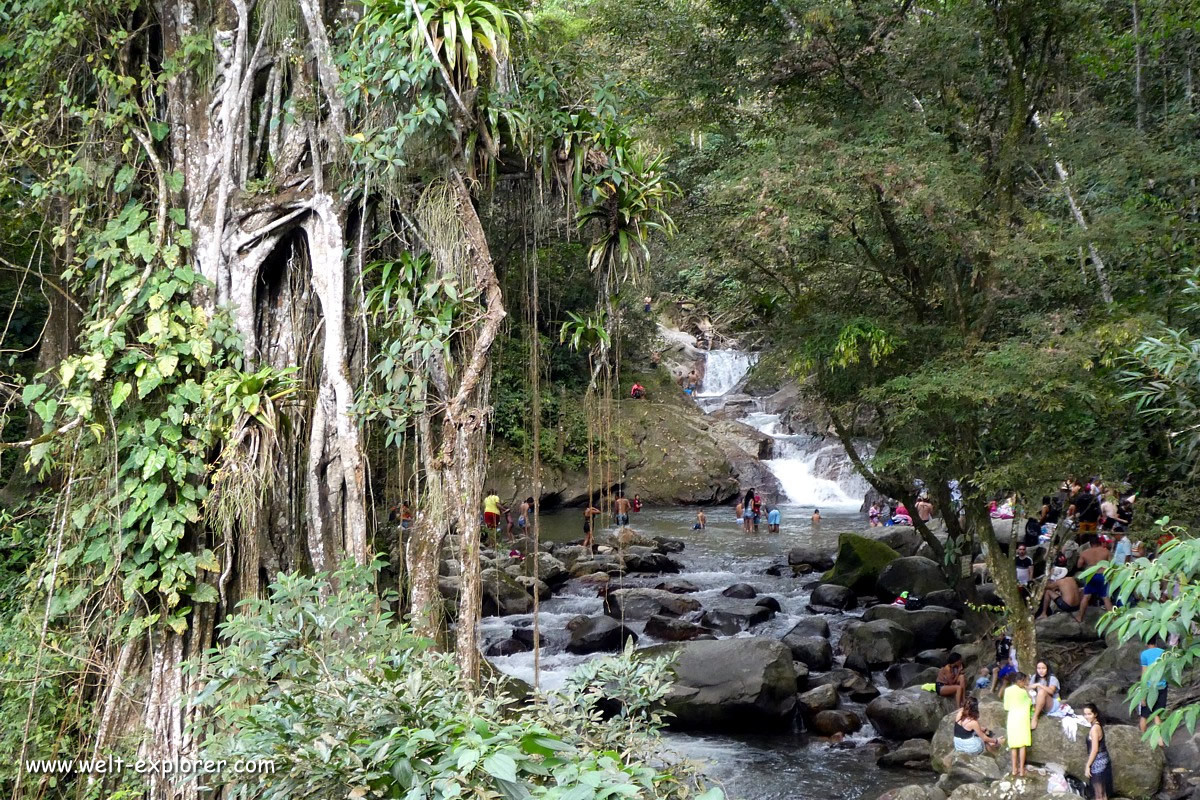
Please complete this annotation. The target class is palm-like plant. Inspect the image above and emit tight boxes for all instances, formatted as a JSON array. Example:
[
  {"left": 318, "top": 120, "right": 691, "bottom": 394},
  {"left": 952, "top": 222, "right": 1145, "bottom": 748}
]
[{"left": 401, "top": 0, "right": 521, "bottom": 92}]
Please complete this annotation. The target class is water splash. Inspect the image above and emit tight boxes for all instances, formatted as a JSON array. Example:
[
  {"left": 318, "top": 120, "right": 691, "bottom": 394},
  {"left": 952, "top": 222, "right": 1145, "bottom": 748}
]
[{"left": 698, "top": 349, "right": 757, "bottom": 397}]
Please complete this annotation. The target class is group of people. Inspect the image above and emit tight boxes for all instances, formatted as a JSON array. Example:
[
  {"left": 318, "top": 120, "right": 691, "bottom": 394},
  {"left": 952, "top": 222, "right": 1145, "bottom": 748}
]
[
  {"left": 867, "top": 496, "right": 934, "bottom": 527},
  {"left": 937, "top": 649, "right": 1123, "bottom": 799},
  {"left": 730, "top": 487, "right": 820, "bottom": 533}
]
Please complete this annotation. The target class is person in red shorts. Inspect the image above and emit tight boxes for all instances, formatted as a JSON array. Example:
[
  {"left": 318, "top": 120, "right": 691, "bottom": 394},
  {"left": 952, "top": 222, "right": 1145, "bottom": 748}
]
[{"left": 483, "top": 489, "right": 502, "bottom": 532}]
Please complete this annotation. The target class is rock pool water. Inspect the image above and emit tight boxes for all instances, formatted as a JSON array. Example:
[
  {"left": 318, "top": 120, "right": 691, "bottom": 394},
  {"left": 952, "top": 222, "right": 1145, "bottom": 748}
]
[{"left": 484, "top": 504, "right": 919, "bottom": 800}]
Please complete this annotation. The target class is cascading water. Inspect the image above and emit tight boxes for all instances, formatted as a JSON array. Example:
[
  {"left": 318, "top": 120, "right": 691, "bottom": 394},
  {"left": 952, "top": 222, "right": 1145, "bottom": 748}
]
[
  {"left": 697, "top": 349, "right": 756, "bottom": 397},
  {"left": 698, "top": 356, "right": 869, "bottom": 508}
]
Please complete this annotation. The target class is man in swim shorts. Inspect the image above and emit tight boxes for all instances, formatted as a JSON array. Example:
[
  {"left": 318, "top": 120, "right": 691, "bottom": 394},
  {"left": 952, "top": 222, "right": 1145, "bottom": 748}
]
[
  {"left": 1076, "top": 538, "right": 1114, "bottom": 621},
  {"left": 1038, "top": 568, "right": 1082, "bottom": 618},
  {"left": 614, "top": 492, "right": 632, "bottom": 526}
]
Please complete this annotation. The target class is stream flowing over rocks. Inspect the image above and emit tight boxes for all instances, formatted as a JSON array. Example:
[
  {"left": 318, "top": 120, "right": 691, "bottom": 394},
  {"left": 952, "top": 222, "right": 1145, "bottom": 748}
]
[{"left": 468, "top": 347, "right": 1199, "bottom": 800}]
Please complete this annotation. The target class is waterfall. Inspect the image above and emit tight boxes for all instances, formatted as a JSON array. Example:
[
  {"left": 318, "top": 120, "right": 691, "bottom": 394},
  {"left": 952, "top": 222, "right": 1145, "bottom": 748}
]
[
  {"left": 698, "top": 349, "right": 756, "bottom": 397},
  {"left": 738, "top": 414, "right": 869, "bottom": 509}
]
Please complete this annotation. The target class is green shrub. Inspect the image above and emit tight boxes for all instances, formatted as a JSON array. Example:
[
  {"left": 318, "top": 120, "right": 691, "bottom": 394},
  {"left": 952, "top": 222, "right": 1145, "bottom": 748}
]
[{"left": 192, "top": 561, "right": 723, "bottom": 800}]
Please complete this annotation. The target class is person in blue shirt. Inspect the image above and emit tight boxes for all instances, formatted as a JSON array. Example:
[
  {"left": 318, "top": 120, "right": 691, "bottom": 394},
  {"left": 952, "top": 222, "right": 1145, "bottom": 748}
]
[
  {"left": 1111, "top": 528, "right": 1132, "bottom": 564},
  {"left": 767, "top": 506, "right": 781, "bottom": 533},
  {"left": 1138, "top": 640, "right": 1168, "bottom": 732}
]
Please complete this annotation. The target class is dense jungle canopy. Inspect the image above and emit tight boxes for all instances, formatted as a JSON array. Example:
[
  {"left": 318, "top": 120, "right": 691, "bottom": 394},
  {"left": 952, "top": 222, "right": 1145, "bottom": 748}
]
[{"left": 1, "top": 0, "right": 1199, "bottom": 797}]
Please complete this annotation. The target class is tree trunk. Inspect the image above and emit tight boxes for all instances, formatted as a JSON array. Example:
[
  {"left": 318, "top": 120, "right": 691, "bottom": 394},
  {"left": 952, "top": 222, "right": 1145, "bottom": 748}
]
[
  {"left": 1134, "top": 0, "right": 1146, "bottom": 132},
  {"left": 972, "top": 503, "right": 1038, "bottom": 671}
]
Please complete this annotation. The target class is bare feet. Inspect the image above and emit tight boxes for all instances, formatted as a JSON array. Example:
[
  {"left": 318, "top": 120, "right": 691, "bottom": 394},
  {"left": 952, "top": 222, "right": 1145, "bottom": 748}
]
[
  {"left": 1030, "top": 718, "right": 1038, "bottom": 730},
  {"left": 1074, "top": 614, "right": 1085, "bottom": 623}
]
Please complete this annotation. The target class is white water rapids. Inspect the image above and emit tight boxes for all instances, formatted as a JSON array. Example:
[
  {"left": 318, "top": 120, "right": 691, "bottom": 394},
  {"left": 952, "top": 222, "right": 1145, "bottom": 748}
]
[{"left": 699, "top": 350, "right": 868, "bottom": 508}]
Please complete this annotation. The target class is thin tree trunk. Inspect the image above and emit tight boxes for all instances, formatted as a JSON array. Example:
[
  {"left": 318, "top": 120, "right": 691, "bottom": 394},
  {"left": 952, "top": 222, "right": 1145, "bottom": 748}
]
[
  {"left": 1134, "top": 0, "right": 1146, "bottom": 132},
  {"left": 1032, "top": 112, "right": 1113, "bottom": 304},
  {"left": 973, "top": 503, "right": 1038, "bottom": 671}
]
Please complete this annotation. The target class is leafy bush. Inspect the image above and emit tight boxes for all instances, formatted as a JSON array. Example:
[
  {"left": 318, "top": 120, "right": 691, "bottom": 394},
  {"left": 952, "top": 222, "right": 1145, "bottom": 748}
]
[
  {"left": 192, "top": 562, "right": 723, "bottom": 800},
  {"left": 1098, "top": 519, "right": 1200, "bottom": 748}
]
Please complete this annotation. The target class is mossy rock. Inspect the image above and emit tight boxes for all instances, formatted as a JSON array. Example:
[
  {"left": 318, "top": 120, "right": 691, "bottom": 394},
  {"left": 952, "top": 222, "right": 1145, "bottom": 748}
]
[{"left": 820, "top": 533, "right": 901, "bottom": 595}]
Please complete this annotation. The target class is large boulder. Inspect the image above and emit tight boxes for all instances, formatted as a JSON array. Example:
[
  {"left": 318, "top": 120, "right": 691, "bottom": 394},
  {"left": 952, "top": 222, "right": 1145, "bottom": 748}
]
[
  {"left": 878, "top": 527, "right": 925, "bottom": 557},
  {"left": 606, "top": 588, "right": 701, "bottom": 620},
  {"left": 722, "top": 583, "right": 758, "bottom": 599},
  {"left": 569, "top": 555, "right": 624, "bottom": 578},
  {"left": 782, "top": 631, "right": 834, "bottom": 671},
  {"left": 480, "top": 568, "right": 533, "bottom": 616},
  {"left": 935, "top": 754, "right": 1003, "bottom": 793},
  {"left": 812, "top": 583, "right": 858, "bottom": 610},
  {"left": 886, "top": 663, "right": 940, "bottom": 690},
  {"left": 841, "top": 619, "right": 916, "bottom": 667},
  {"left": 862, "top": 604, "right": 958, "bottom": 647},
  {"left": 822, "top": 533, "right": 902, "bottom": 594},
  {"left": 700, "top": 599, "right": 775, "bottom": 635},
  {"left": 875, "top": 786, "right": 944, "bottom": 800},
  {"left": 787, "top": 616, "right": 831, "bottom": 639},
  {"left": 929, "top": 697, "right": 1164, "bottom": 796},
  {"left": 877, "top": 557, "right": 950, "bottom": 601},
  {"left": 656, "top": 578, "right": 700, "bottom": 594},
  {"left": 565, "top": 616, "right": 637, "bottom": 654},
  {"left": 651, "top": 638, "right": 798, "bottom": 730},
  {"left": 789, "top": 545, "right": 836, "bottom": 571},
  {"left": 1035, "top": 613, "right": 1102, "bottom": 643},
  {"left": 529, "top": 553, "right": 569, "bottom": 586},
  {"left": 1062, "top": 639, "right": 1144, "bottom": 723},
  {"left": 866, "top": 687, "right": 953, "bottom": 739},
  {"left": 621, "top": 546, "right": 683, "bottom": 574}
]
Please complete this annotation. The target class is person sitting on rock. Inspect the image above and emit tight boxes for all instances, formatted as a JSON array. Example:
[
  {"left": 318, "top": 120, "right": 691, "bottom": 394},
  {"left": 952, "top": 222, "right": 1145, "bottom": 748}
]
[
  {"left": 935, "top": 652, "right": 967, "bottom": 708},
  {"left": 1029, "top": 660, "right": 1062, "bottom": 729},
  {"left": 953, "top": 696, "right": 1003, "bottom": 755},
  {"left": 630, "top": 382, "right": 646, "bottom": 399},
  {"left": 1037, "top": 567, "right": 1081, "bottom": 619}
]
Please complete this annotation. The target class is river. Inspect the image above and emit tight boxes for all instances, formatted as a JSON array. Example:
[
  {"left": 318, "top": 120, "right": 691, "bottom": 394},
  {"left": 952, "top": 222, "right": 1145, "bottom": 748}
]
[{"left": 484, "top": 506, "right": 917, "bottom": 800}]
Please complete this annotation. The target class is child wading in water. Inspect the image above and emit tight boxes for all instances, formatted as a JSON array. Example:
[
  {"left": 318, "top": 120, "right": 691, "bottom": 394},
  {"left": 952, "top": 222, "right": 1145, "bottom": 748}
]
[{"left": 1003, "top": 671, "right": 1033, "bottom": 777}]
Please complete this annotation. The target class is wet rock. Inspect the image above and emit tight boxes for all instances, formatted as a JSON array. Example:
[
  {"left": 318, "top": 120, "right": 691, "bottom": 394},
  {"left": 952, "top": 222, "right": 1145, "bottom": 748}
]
[
  {"left": 841, "top": 619, "right": 916, "bottom": 667},
  {"left": 569, "top": 555, "right": 624, "bottom": 578},
  {"left": 845, "top": 675, "right": 882, "bottom": 702},
  {"left": 700, "top": 599, "right": 774, "bottom": 635},
  {"left": 876, "top": 785, "right": 945, "bottom": 800},
  {"left": 862, "top": 604, "right": 958, "bottom": 647},
  {"left": 811, "top": 710, "right": 864, "bottom": 736},
  {"left": 650, "top": 637, "right": 798, "bottom": 731},
  {"left": 481, "top": 568, "right": 533, "bottom": 616},
  {"left": 516, "top": 575, "right": 551, "bottom": 600},
  {"left": 566, "top": 616, "right": 638, "bottom": 654},
  {"left": 722, "top": 583, "right": 758, "bottom": 599},
  {"left": 644, "top": 615, "right": 713, "bottom": 642},
  {"left": 606, "top": 588, "right": 701, "bottom": 620},
  {"left": 866, "top": 686, "right": 953, "bottom": 739},
  {"left": 797, "top": 683, "right": 839, "bottom": 715},
  {"left": 655, "top": 578, "right": 700, "bottom": 594},
  {"left": 786, "top": 616, "right": 831, "bottom": 639},
  {"left": 812, "top": 583, "right": 858, "bottom": 610},
  {"left": 622, "top": 546, "right": 684, "bottom": 574},
  {"left": 822, "top": 533, "right": 902, "bottom": 595},
  {"left": 877, "top": 738, "right": 933, "bottom": 769},
  {"left": 528, "top": 553, "right": 569, "bottom": 586},
  {"left": 789, "top": 545, "right": 836, "bottom": 570},
  {"left": 793, "top": 661, "right": 810, "bottom": 690},
  {"left": 595, "top": 527, "right": 657, "bottom": 549},
  {"left": 653, "top": 536, "right": 686, "bottom": 553},
  {"left": 1062, "top": 639, "right": 1143, "bottom": 723},
  {"left": 876, "top": 557, "right": 950, "bottom": 601},
  {"left": 844, "top": 653, "right": 872, "bottom": 677},
  {"left": 885, "top": 663, "right": 940, "bottom": 690},
  {"left": 781, "top": 631, "right": 834, "bottom": 671},
  {"left": 755, "top": 595, "right": 783, "bottom": 613},
  {"left": 486, "top": 637, "right": 532, "bottom": 657}
]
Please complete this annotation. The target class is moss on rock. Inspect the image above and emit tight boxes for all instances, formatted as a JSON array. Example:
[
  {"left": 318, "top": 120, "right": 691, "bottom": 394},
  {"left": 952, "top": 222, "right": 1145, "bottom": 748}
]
[{"left": 821, "top": 533, "right": 901, "bottom": 595}]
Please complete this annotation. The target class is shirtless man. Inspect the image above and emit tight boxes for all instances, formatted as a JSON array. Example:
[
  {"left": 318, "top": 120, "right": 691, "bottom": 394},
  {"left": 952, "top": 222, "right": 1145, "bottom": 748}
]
[
  {"left": 614, "top": 493, "right": 632, "bottom": 526},
  {"left": 582, "top": 503, "right": 601, "bottom": 550},
  {"left": 1038, "top": 569, "right": 1083, "bottom": 619},
  {"left": 1076, "top": 539, "right": 1114, "bottom": 621},
  {"left": 916, "top": 496, "right": 934, "bottom": 523},
  {"left": 694, "top": 510, "right": 706, "bottom": 530}
]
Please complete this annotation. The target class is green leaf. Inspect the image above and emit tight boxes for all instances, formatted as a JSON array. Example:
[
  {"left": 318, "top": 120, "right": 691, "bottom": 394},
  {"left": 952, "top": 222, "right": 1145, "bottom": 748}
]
[
  {"left": 190, "top": 583, "right": 219, "bottom": 603},
  {"left": 138, "top": 367, "right": 163, "bottom": 398},
  {"left": 112, "top": 381, "right": 133, "bottom": 410},
  {"left": 483, "top": 752, "right": 518, "bottom": 782},
  {"left": 149, "top": 121, "right": 170, "bottom": 141},
  {"left": 21, "top": 383, "right": 47, "bottom": 406}
]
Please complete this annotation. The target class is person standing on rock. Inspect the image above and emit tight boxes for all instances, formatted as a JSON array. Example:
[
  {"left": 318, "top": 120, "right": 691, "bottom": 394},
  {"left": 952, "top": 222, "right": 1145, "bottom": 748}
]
[
  {"left": 936, "top": 652, "right": 967, "bottom": 707},
  {"left": 1003, "top": 672, "right": 1033, "bottom": 777},
  {"left": 1138, "top": 639, "right": 1168, "bottom": 732},
  {"left": 916, "top": 495, "right": 934, "bottom": 523},
  {"left": 517, "top": 496, "right": 534, "bottom": 533},
  {"left": 614, "top": 492, "right": 632, "bottom": 526},
  {"left": 767, "top": 506, "right": 781, "bottom": 533},
  {"left": 1075, "top": 538, "right": 1114, "bottom": 622},
  {"left": 1083, "top": 703, "right": 1113, "bottom": 800},
  {"left": 483, "top": 490, "right": 503, "bottom": 534}
]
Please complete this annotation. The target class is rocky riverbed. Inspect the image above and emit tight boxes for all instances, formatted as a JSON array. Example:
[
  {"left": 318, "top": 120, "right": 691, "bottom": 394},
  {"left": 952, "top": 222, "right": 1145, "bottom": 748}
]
[{"left": 443, "top": 507, "right": 1200, "bottom": 800}]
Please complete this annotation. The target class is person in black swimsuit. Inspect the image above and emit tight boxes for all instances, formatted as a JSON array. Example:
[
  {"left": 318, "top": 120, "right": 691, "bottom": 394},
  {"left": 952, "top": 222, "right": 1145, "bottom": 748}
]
[{"left": 1083, "top": 703, "right": 1113, "bottom": 800}]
